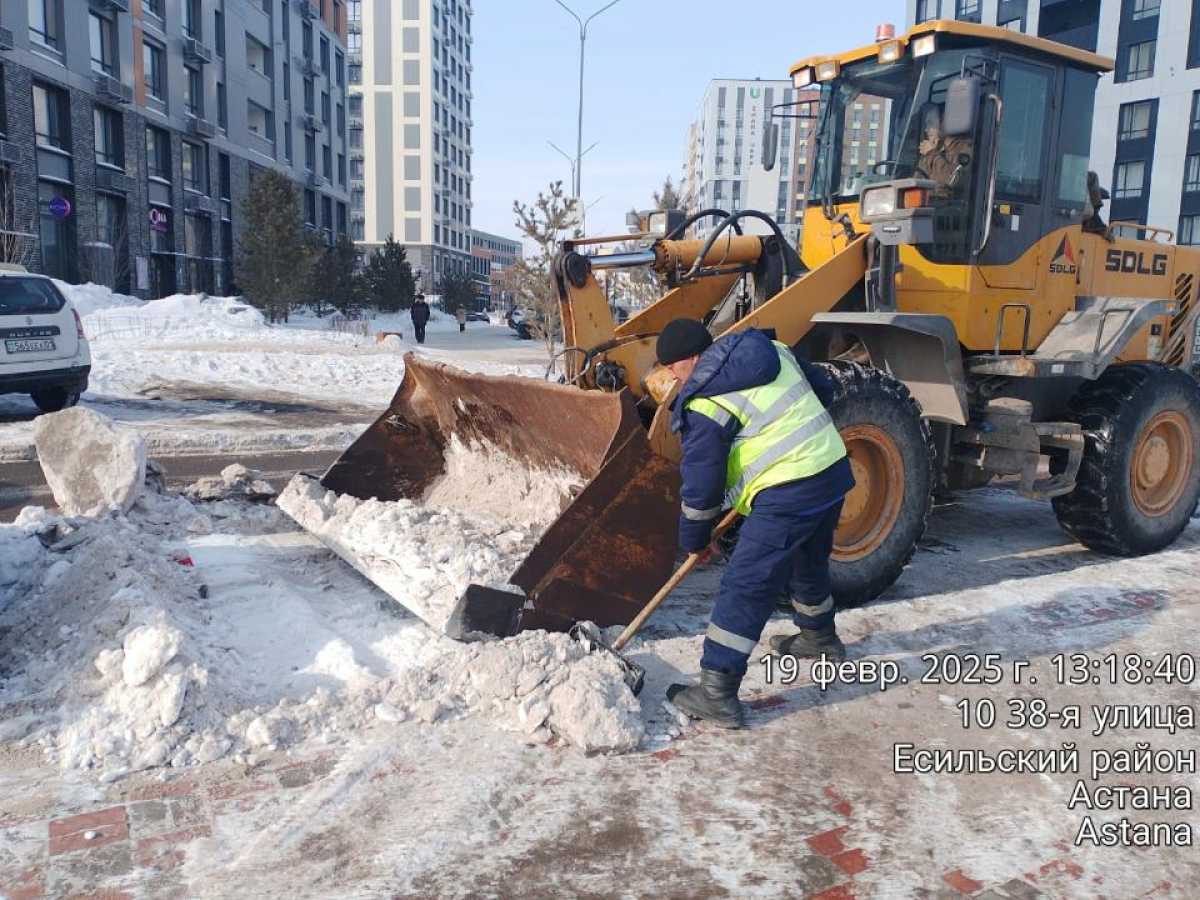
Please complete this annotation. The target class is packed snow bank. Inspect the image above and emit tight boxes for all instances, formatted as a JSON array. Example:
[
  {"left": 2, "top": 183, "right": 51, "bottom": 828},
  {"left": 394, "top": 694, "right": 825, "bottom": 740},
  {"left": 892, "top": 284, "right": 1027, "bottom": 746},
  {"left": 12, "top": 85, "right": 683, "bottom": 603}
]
[
  {"left": 0, "top": 476, "right": 642, "bottom": 779},
  {"left": 277, "top": 439, "right": 584, "bottom": 633},
  {"left": 33, "top": 407, "right": 146, "bottom": 516},
  {"left": 85, "top": 294, "right": 266, "bottom": 342},
  {"left": 55, "top": 280, "right": 143, "bottom": 317}
]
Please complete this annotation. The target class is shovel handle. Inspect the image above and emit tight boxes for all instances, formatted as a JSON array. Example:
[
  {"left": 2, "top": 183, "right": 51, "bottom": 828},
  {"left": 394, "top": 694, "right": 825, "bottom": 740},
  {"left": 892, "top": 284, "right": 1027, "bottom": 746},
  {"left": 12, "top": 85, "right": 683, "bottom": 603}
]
[{"left": 612, "top": 509, "right": 741, "bottom": 651}]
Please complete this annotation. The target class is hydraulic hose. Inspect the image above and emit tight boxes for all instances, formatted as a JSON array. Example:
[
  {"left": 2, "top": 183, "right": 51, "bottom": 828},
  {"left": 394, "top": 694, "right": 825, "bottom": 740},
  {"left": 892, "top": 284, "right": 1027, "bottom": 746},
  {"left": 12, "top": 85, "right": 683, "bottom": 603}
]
[
  {"left": 682, "top": 210, "right": 798, "bottom": 282},
  {"left": 665, "top": 208, "right": 744, "bottom": 241}
]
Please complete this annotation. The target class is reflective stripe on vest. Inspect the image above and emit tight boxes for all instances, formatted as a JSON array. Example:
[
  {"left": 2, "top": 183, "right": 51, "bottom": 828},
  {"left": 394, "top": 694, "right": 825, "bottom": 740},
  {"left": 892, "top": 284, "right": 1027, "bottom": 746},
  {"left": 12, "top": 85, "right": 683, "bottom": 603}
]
[{"left": 686, "top": 342, "right": 846, "bottom": 514}]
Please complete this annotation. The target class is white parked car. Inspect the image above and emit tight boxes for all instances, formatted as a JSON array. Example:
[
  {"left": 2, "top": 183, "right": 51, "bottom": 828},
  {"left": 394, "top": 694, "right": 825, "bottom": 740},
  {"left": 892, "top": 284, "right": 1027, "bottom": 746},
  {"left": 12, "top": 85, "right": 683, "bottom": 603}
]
[{"left": 0, "top": 265, "right": 90, "bottom": 412}]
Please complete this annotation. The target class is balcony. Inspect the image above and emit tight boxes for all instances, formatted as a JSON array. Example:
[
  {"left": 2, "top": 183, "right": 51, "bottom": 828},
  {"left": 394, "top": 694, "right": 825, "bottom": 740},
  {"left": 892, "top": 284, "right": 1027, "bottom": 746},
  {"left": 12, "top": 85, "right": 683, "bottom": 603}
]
[
  {"left": 95, "top": 169, "right": 130, "bottom": 192},
  {"left": 185, "top": 193, "right": 218, "bottom": 215},
  {"left": 187, "top": 116, "right": 217, "bottom": 138},
  {"left": 0, "top": 140, "right": 22, "bottom": 165},
  {"left": 295, "top": 56, "right": 319, "bottom": 78},
  {"left": 93, "top": 74, "right": 133, "bottom": 104},
  {"left": 0, "top": 28, "right": 13, "bottom": 52},
  {"left": 295, "top": 0, "right": 316, "bottom": 19},
  {"left": 246, "top": 129, "right": 275, "bottom": 158},
  {"left": 183, "top": 37, "right": 214, "bottom": 65},
  {"left": 89, "top": 0, "right": 129, "bottom": 12},
  {"left": 306, "top": 172, "right": 323, "bottom": 188},
  {"left": 302, "top": 113, "right": 323, "bottom": 133}
]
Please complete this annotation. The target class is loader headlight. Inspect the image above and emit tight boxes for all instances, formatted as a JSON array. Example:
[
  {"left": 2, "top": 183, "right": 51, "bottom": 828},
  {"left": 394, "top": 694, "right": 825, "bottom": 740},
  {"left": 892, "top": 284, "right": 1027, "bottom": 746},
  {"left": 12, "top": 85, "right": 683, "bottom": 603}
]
[
  {"left": 861, "top": 186, "right": 898, "bottom": 219},
  {"left": 793, "top": 67, "right": 814, "bottom": 88},
  {"left": 912, "top": 35, "right": 937, "bottom": 58},
  {"left": 877, "top": 40, "right": 904, "bottom": 64},
  {"left": 815, "top": 60, "right": 841, "bottom": 82}
]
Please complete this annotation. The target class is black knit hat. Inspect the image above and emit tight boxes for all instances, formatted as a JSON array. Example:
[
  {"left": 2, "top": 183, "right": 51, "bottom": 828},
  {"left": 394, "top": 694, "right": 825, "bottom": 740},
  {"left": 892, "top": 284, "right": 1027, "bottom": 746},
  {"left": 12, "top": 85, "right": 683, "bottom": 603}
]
[{"left": 656, "top": 318, "right": 713, "bottom": 365}]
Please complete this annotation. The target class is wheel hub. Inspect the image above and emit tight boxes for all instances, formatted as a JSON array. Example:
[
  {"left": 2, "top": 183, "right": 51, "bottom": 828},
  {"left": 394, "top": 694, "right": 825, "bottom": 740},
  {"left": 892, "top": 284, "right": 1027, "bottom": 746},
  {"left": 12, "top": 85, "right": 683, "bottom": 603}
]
[
  {"left": 835, "top": 425, "right": 904, "bottom": 562},
  {"left": 1130, "top": 411, "right": 1193, "bottom": 518}
]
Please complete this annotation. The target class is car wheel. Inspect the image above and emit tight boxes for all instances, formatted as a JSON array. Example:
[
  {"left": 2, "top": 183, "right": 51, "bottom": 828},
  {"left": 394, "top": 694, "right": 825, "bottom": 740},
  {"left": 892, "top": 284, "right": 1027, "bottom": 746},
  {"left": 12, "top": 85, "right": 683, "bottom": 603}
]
[{"left": 31, "top": 386, "right": 81, "bottom": 413}]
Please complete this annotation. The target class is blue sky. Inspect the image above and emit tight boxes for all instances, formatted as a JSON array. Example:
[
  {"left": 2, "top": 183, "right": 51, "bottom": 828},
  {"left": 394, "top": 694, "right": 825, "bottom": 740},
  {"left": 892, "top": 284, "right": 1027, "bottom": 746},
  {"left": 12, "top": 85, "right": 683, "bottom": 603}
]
[{"left": 470, "top": 0, "right": 906, "bottom": 239}]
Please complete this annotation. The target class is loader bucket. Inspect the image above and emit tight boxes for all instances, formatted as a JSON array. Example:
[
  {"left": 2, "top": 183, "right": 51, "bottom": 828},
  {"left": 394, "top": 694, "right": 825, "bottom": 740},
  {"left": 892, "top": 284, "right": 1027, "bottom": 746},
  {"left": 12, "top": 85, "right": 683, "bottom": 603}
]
[{"left": 317, "top": 354, "right": 680, "bottom": 638}]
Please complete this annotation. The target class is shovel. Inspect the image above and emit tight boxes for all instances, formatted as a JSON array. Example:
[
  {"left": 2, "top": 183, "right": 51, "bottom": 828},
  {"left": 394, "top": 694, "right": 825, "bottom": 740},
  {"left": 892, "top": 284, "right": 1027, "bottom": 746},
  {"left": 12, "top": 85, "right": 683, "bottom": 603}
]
[{"left": 570, "top": 510, "right": 742, "bottom": 695}]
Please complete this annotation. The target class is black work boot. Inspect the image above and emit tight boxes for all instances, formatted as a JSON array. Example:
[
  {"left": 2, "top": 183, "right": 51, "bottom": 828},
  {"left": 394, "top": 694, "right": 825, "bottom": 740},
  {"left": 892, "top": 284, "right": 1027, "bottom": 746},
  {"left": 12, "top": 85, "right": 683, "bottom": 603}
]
[
  {"left": 769, "top": 626, "right": 846, "bottom": 660},
  {"left": 667, "top": 669, "right": 746, "bottom": 729}
]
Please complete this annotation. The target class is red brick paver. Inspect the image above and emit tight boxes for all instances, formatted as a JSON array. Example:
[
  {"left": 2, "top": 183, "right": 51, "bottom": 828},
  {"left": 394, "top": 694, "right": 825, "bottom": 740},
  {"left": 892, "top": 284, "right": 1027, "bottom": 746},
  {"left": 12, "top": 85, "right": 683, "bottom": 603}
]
[{"left": 48, "top": 807, "right": 129, "bottom": 856}]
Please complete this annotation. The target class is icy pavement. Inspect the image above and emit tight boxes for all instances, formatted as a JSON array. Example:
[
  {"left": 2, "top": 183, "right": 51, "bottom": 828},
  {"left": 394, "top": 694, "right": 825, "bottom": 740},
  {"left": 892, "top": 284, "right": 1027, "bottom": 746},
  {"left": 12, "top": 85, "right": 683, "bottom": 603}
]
[{"left": 1, "top": 487, "right": 1197, "bottom": 897}]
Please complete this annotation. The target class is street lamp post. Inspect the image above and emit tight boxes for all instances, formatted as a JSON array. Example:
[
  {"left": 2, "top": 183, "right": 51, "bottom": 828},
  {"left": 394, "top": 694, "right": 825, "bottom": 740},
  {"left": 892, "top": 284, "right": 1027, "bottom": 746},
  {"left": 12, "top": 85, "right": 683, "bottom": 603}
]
[
  {"left": 551, "top": 0, "right": 623, "bottom": 199},
  {"left": 548, "top": 140, "right": 597, "bottom": 200}
]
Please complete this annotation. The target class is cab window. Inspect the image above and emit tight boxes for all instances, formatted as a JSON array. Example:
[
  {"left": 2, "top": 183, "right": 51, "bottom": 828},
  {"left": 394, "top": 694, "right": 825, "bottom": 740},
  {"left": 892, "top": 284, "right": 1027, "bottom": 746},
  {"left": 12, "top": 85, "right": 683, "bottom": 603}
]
[{"left": 995, "top": 63, "right": 1052, "bottom": 201}]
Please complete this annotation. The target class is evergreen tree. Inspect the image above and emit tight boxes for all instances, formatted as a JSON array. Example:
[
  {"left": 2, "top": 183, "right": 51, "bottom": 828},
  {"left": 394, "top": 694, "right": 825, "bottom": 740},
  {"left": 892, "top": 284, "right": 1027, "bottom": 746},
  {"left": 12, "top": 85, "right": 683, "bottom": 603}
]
[
  {"left": 438, "top": 267, "right": 477, "bottom": 313},
  {"left": 235, "top": 170, "right": 314, "bottom": 323},
  {"left": 362, "top": 235, "right": 416, "bottom": 312}
]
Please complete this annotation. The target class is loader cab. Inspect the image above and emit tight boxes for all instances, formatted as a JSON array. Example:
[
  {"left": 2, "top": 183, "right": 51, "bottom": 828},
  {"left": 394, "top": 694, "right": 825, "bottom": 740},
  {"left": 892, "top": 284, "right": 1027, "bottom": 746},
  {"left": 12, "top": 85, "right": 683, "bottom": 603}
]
[{"left": 795, "top": 23, "right": 1107, "bottom": 271}]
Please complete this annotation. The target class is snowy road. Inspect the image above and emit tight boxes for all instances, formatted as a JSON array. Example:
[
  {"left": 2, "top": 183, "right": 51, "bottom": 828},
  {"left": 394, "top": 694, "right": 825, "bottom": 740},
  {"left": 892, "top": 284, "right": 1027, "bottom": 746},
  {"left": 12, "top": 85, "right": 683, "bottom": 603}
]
[{"left": 0, "top": 450, "right": 343, "bottom": 522}]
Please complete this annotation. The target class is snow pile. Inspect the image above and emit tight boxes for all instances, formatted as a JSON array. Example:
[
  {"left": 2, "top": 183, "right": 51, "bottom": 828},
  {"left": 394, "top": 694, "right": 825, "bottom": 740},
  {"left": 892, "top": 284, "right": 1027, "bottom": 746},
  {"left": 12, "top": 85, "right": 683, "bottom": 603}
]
[
  {"left": 277, "top": 439, "right": 583, "bottom": 634},
  {"left": 85, "top": 294, "right": 266, "bottom": 343},
  {"left": 55, "top": 280, "right": 143, "bottom": 317},
  {"left": 0, "top": 481, "right": 643, "bottom": 779},
  {"left": 184, "top": 463, "right": 276, "bottom": 503},
  {"left": 277, "top": 475, "right": 536, "bottom": 635},
  {"left": 376, "top": 631, "right": 643, "bottom": 753},
  {"left": 424, "top": 436, "right": 583, "bottom": 529},
  {"left": 33, "top": 407, "right": 146, "bottom": 516}
]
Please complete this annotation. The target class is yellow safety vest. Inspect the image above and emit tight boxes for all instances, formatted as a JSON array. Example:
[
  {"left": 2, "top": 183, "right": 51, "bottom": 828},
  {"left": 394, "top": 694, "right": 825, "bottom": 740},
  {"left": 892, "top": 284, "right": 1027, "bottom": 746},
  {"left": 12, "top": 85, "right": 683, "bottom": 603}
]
[{"left": 685, "top": 342, "right": 846, "bottom": 516}]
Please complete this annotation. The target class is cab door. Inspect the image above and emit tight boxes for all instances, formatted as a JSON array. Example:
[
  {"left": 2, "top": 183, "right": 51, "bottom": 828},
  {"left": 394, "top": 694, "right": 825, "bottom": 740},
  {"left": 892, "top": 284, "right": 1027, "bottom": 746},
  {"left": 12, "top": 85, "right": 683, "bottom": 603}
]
[{"left": 977, "top": 57, "right": 1057, "bottom": 291}]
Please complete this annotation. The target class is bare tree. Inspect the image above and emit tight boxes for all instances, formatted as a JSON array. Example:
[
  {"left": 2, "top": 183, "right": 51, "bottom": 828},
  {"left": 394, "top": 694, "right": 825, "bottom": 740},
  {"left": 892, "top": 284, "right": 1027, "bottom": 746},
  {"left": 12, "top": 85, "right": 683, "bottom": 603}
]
[
  {"left": 511, "top": 180, "right": 578, "bottom": 367},
  {"left": 0, "top": 169, "right": 37, "bottom": 268}
]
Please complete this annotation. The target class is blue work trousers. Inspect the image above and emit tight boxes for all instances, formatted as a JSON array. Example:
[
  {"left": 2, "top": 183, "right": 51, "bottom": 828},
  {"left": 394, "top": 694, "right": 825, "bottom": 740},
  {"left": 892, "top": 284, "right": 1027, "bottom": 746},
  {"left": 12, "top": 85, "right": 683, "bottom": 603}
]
[{"left": 701, "top": 483, "right": 843, "bottom": 677}]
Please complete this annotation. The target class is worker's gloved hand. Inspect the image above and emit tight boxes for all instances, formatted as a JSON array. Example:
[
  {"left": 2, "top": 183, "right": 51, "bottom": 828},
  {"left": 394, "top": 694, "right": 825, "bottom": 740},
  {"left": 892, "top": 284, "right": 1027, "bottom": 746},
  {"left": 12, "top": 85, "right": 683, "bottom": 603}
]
[{"left": 693, "top": 543, "right": 724, "bottom": 567}]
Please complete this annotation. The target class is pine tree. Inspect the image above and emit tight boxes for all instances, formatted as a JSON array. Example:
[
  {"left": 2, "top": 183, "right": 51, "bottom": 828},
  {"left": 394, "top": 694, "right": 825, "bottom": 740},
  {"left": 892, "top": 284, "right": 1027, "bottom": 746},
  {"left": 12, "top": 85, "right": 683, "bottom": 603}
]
[
  {"left": 438, "top": 268, "right": 477, "bottom": 313},
  {"left": 308, "top": 235, "right": 362, "bottom": 317},
  {"left": 236, "top": 170, "right": 314, "bottom": 323},
  {"left": 362, "top": 235, "right": 416, "bottom": 312}
]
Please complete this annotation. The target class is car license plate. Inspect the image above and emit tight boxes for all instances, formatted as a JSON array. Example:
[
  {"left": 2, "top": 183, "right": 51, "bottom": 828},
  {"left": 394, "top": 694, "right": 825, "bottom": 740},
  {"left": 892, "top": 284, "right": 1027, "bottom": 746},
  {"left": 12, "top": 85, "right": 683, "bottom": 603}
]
[{"left": 5, "top": 338, "right": 56, "bottom": 353}]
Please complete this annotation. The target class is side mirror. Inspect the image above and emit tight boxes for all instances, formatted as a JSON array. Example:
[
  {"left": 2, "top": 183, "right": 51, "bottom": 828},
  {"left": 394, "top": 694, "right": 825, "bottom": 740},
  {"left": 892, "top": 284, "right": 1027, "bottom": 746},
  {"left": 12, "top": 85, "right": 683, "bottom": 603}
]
[
  {"left": 943, "top": 76, "right": 981, "bottom": 137},
  {"left": 762, "top": 121, "right": 780, "bottom": 172}
]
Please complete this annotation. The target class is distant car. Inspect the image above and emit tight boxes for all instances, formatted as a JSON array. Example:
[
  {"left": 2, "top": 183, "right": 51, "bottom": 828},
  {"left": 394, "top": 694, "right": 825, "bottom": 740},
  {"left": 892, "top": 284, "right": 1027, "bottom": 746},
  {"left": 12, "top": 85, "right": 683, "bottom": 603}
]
[
  {"left": 506, "top": 308, "right": 535, "bottom": 340},
  {"left": 465, "top": 311, "right": 490, "bottom": 323},
  {"left": 0, "top": 266, "right": 91, "bottom": 412}
]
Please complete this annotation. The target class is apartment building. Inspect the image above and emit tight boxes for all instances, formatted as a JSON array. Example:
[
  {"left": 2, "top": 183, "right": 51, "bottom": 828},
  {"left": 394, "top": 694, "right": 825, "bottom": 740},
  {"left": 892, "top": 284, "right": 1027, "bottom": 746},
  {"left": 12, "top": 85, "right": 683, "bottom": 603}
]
[
  {"left": 469, "top": 227, "right": 520, "bottom": 309},
  {"left": 348, "top": 0, "right": 473, "bottom": 293},
  {"left": 680, "top": 79, "right": 802, "bottom": 242},
  {"left": 0, "top": 0, "right": 350, "bottom": 298},
  {"left": 907, "top": 0, "right": 1200, "bottom": 243}
]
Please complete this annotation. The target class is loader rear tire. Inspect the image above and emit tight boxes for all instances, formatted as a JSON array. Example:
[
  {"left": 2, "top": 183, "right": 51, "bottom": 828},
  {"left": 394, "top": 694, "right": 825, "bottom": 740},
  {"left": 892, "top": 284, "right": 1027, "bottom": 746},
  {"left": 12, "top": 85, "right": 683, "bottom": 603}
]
[
  {"left": 1052, "top": 363, "right": 1200, "bottom": 556},
  {"left": 819, "top": 362, "right": 935, "bottom": 607}
]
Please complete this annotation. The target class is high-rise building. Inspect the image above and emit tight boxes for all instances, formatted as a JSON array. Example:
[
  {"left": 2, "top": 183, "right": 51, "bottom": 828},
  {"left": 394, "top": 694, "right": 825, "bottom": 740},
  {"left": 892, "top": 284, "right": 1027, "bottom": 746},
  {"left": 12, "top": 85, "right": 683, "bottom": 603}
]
[
  {"left": 680, "top": 79, "right": 802, "bottom": 242},
  {"left": 906, "top": 1, "right": 1200, "bottom": 242},
  {"left": 0, "top": 0, "right": 350, "bottom": 298},
  {"left": 348, "top": 0, "right": 473, "bottom": 293},
  {"left": 469, "top": 228, "right": 520, "bottom": 309}
]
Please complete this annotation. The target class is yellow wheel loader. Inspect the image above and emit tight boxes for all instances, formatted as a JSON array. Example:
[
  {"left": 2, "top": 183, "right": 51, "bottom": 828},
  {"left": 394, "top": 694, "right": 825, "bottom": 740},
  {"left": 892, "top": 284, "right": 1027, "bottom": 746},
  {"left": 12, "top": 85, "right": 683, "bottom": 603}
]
[{"left": 312, "top": 20, "right": 1200, "bottom": 638}]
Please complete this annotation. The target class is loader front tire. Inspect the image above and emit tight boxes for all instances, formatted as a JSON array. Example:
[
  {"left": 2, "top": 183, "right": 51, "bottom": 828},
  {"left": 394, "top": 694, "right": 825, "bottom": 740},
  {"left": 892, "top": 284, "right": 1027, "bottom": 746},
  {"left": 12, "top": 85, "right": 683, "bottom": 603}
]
[
  {"left": 819, "top": 362, "right": 935, "bottom": 607},
  {"left": 1052, "top": 363, "right": 1200, "bottom": 556}
]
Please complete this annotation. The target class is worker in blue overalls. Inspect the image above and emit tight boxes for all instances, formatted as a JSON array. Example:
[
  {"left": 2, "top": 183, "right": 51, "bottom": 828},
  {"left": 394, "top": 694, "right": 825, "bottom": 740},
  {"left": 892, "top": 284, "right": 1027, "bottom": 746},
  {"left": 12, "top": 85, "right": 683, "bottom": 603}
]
[{"left": 657, "top": 318, "right": 855, "bottom": 729}]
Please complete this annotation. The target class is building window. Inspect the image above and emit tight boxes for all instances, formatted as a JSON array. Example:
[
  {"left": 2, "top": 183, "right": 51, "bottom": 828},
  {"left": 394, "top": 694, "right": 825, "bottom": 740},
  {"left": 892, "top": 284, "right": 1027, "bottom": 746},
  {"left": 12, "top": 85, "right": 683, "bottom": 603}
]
[
  {"left": 94, "top": 106, "right": 124, "bottom": 169},
  {"left": 1131, "top": 0, "right": 1160, "bottom": 21},
  {"left": 323, "top": 145, "right": 332, "bottom": 179},
  {"left": 214, "top": 10, "right": 226, "bottom": 57},
  {"left": 1193, "top": 92, "right": 1200, "bottom": 131},
  {"left": 1122, "top": 41, "right": 1156, "bottom": 82},
  {"left": 96, "top": 192, "right": 126, "bottom": 254},
  {"left": 1113, "top": 160, "right": 1145, "bottom": 199},
  {"left": 183, "top": 0, "right": 202, "bottom": 39},
  {"left": 33, "top": 83, "right": 69, "bottom": 151},
  {"left": 90, "top": 12, "right": 118, "bottom": 75},
  {"left": 1185, "top": 155, "right": 1200, "bottom": 193},
  {"left": 336, "top": 52, "right": 345, "bottom": 87},
  {"left": 185, "top": 66, "right": 203, "bottom": 117},
  {"left": 146, "top": 126, "right": 171, "bottom": 180},
  {"left": 302, "top": 22, "right": 313, "bottom": 59},
  {"left": 349, "top": 126, "right": 362, "bottom": 149},
  {"left": 38, "top": 181, "right": 76, "bottom": 281},
  {"left": 305, "top": 133, "right": 315, "bottom": 171},
  {"left": 349, "top": 64, "right": 362, "bottom": 85},
  {"left": 0, "top": 67, "right": 6, "bottom": 136},
  {"left": 304, "top": 190, "right": 316, "bottom": 225},
  {"left": 182, "top": 140, "right": 207, "bottom": 193},
  {"left": 1180, "top": 215, "right": 1200, "bottom": 246},
  {"left": 145, "top": 0, "right": 164, "bottom": 20},
  {"left": 322, "top": 91, "right": 331, "bottom": 125},
  {"left": 217, "top": 82, "right": 228, "bottom": 130},
  {"left": 320, "top": 36, "right": 330, "bottom": 73},
  {"left": 29, "top": 0, "right": 63, "bottom": 51},
  {"left": 1117, "top": 101, "right": 1152, "bottom": 141},
  {"left": 337, "top": 103, "right": 345, "bottom": 137},
  {"left": 338, "top": 153, "right": 346, "bottom": 187},
  {"left": 304, "top": 79, "right": 315, "bottom": 115},
  {"left": 145, "top": 41, "right": 167, "bottom": 102},
  {"left": 956, "top": 0, "right": 980, "bottom": 22}
]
